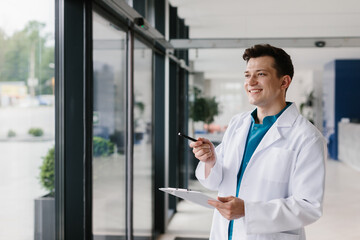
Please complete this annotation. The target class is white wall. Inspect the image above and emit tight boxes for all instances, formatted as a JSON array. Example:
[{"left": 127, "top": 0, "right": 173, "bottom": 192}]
[{"left": 196, "top": 69, "right": 324, "bottom": 130}]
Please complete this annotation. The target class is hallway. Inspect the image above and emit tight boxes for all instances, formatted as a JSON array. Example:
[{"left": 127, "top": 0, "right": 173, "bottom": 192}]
[{"left": 158, "top": 159, "right": 360, "bottom": 240}]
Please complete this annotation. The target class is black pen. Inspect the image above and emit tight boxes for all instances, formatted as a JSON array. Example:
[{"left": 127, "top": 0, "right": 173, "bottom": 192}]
[{"left": 178, "top": 132, "right": 197, "bottom": 142}]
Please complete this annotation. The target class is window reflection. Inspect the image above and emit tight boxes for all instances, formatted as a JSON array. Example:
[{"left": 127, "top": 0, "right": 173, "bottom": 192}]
[
  {"left": 133, "top": 39, "right": 153, "bottom": 236},
  {"left": 92, "top": 12, "right": 127, "bottom": 236}
]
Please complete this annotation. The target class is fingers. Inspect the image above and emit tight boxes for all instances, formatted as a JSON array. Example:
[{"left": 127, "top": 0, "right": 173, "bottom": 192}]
[
  {"left": 193, "top": 146, "right": 212, "bottom": 158},
  {"left": 189, "top": 139, "right": 202, "bottom": 148},
  {"left": 208, "top": 196, "right": 234, "bottom": 208},
  {"left": 189, "top": 138, "right": 215, "bottom": 163},
  {"left": 208, "top": 199, "right": 221, "bottom": 208},
  {"left": 189, "top": 137, "right": 209, "bottom": 148},
  {"left": 200, "top": 138, "right": 216, "bottom": 156},
  {"left": 208, "top": 198, "right": 233, "bottom": 220},
  {"left": 218, "top": 196, "right": 235, "bottom": 203},
  {"left": 208, "top": 196, "right": 245, "bottom": 220}
]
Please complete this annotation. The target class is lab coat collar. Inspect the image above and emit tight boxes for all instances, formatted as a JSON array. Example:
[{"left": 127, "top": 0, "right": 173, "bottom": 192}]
[
  {"left": 235, "top": 102, "right": 298, "bottom": 133},
  {"left": 274, "top": 102, "right": 299, "bottom": 128}
]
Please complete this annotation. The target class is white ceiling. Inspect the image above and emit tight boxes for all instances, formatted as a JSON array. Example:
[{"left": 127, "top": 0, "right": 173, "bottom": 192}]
[
  {"left": 170, "top": 0, "right": 360, "bottom": 38},
  {"left": 169, "top": 0, "right": 360, "bottom": 80}
]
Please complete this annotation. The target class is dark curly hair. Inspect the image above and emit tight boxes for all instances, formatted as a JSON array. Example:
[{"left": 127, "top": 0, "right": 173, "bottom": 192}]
[{"left": 243, "top": 44, "right": 294, "bottom": 79}]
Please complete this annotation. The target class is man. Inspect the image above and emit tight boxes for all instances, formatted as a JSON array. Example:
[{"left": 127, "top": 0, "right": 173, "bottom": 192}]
[{"left": 190, "top": 44, "right": 326, "bottom": 240}]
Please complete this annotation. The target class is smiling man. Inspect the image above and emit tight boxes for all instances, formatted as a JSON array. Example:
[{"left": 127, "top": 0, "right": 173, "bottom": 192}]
[{"left": 190, "top": 44, "right": 326, "bottom": 240}]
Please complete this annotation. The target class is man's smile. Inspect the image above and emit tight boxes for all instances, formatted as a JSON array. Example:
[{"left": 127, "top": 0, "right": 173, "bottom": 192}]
[{"left": 248, "top": 89, "right": 262, "bottom": 93}]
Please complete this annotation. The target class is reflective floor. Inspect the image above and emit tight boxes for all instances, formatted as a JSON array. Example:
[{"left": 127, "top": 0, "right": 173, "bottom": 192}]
[{"left": 157, "top": 159, "right": 360, "bottom": 240}]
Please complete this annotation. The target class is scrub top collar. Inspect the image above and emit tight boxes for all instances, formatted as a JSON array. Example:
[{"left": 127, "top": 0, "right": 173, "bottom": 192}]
[{"left": 251, "top": 102, "right": 292, "bottom": 126}]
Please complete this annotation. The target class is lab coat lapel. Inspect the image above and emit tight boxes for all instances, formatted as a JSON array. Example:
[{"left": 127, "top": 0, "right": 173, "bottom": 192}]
[
  {"left": 252, "top": 124, "right": 282, "bottom": 157},
  {"left": 234, "top": 114, "right": 252, "bottom": 171},
  {"left": 251, "top": 103, "right": 299, "bottom": 159}
]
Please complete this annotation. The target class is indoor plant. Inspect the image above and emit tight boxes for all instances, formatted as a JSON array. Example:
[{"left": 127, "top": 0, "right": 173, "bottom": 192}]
[
  {"left": 35, "top": 146, "right": 55, "bottom": 240},
  {"left": 189, "top": 86, "right": 220, "bottom": 133},
  {"left": 188, "top": 87, "right": 220, "bottom": 178}
]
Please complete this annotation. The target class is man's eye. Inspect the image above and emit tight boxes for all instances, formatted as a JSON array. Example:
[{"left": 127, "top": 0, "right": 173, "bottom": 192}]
[{"left": 258, "top": 72, "right": 265, "bottom": 76}]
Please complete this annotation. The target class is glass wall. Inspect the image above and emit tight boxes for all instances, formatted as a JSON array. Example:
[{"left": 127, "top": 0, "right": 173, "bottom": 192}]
[
  {"left": 133, "top": 39, "right": 153, "bottom": 236},
  {"left": 92, "top": 12, "right": 127, "bottom": 237},
  {"left": 0, "top": 0, "right": 55, "bottom": 239}
]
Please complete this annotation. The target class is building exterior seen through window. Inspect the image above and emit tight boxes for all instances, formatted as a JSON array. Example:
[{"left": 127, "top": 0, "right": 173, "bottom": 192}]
[{"left": 0, "top": 0, "right": 55, "bottom": 239}]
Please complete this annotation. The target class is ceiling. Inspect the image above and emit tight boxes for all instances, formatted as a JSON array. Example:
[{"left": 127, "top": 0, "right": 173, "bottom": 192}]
[{"left": 168, "top": 0, "right": 360, "bottom": 80}]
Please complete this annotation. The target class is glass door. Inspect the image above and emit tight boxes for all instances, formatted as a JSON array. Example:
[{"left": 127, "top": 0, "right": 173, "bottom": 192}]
[
  {"left": 133, "top": 38, "right": 153, "bottom": 237},
  {"left": 92, "top": 12, "right": 127, "bottom": 238}
]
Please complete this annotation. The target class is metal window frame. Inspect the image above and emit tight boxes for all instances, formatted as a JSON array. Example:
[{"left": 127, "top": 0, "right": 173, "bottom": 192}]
[
  {"left": 126, "top": 19, "right": 135, "bottom": 240},
  {"left": 55, "top": 0, "right": 93, "bottom": 239}
]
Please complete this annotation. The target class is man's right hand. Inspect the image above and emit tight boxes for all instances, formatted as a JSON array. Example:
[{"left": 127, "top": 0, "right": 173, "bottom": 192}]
[{"left": 190, "top": 138, "right": 216, "bottom": 177}]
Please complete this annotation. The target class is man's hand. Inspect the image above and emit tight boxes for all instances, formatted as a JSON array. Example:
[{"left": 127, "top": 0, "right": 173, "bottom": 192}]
[
  {"left": 189, "top": 137, "right": 216, "bottom": 164},
  {"left": 189, "top": 138, "right": 216, "bottom": 178},
  {"left": 208, "top": 196, "right": 245, "bottom": 220}
]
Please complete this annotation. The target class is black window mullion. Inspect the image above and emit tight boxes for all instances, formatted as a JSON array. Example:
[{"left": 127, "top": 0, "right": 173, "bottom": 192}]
[
  {"left": 55, "top": 0, "right": 93, "bottom": 239},
  {"left": 126, "top": 23, "right": 135, "bottom": 240}
]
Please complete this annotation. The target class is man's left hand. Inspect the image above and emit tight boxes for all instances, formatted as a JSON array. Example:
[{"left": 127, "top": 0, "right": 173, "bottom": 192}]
[{"left": 208, "top": 196, "right": 245, "bottom": 220}]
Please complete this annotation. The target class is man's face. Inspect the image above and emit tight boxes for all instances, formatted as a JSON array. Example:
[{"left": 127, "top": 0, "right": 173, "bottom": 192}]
[{"left": 244, "top": 56, "right": 286, "bottom": 109}]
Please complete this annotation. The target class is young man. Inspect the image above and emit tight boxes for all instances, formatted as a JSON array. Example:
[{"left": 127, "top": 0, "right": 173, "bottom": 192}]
[{"left": 190, "top": 44, "right": 326, "bottom": 240}]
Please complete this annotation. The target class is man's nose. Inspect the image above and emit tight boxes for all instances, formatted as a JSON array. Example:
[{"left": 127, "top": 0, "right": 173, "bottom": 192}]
[{"left": 247, "top": 75, "right": 257, "bottom": 85}]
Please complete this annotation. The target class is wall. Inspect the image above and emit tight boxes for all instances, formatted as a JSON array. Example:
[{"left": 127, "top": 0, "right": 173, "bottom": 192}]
[
  {"left": 202, "top": 69, "right": 321, "bottom": 130},
  {"left": 323, "top": 59, "right": 360, "bottom": 160}
]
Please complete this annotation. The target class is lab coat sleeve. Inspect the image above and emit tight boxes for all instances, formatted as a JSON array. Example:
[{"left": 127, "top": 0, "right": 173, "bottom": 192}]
[
  {"left": 244, "top": 135, "right": 327, "bottom": 234},
  {"left": 195, "top": 113, "right": 242, "bottom": 191},
  {"left": 195, "top": 143, "right": 224, "bottom": 191}
]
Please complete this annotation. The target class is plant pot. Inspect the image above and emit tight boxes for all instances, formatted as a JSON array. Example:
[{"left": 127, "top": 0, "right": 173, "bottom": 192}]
[{"left": 34, "top": 194, "right": 55, "bottom": 240}]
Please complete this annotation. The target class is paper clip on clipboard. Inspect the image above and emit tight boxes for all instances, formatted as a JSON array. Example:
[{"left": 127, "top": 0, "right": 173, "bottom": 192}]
[{"left": 159, "top": 187, "right": 217, "bottom": 209}]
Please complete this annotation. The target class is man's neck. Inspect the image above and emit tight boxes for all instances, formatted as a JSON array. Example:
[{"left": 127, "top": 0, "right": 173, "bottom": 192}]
[{"left": 256, "top": 101, "right": 287, "bottom": 124}]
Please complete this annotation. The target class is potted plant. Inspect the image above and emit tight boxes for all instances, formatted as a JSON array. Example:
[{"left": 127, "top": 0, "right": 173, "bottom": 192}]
[
  {"left": 93, "top": 136, "right": 114, "bottom": 157},
  {"left": 34, "top": 146, "right": 55, "bottom": 240},
  {"left": 189, "top": 86, "right": 220, "bottom": 134},
  {"left": 188, "top": 87, "right": 220, "bottom": 178},
  {"left": 300, "top": 90, "right": 315, "bottom": 124}
]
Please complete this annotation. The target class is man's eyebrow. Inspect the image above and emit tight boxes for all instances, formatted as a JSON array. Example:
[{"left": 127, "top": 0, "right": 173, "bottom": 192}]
[{"left": 244, "top": 69, "right": 269, "bottom": 73}]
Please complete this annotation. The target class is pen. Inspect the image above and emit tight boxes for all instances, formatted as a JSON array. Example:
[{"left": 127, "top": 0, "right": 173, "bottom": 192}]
[{"left": 178, "top": 132, "right": 197, "bottom": 142}]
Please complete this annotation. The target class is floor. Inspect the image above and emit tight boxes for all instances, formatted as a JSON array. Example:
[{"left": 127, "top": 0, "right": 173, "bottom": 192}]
[{"left": 157, "top": 159, "right": 360, "bottom": 240}]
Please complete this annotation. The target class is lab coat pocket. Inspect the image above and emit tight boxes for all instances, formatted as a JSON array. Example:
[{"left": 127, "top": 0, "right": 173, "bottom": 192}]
[{"left": 261, "top": 147, "right": 295, "bottom": 183}]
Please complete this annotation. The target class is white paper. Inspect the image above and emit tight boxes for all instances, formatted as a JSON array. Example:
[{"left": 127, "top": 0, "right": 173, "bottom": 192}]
[{"left": 159, "top": 187, "right": 217, "bottom": 209}]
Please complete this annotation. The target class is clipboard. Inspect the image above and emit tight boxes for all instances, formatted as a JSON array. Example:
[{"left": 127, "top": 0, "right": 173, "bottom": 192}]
[{"left": 159, "top": 187, "right": 217, "bottom": 209}]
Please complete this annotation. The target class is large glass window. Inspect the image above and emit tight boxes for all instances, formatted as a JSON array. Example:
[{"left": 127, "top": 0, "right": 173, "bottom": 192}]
[
  {"left": 133, "top": 39, "right": 153, "bottom": 236},
  {"left": 0, "top": 1, "right": 55, "bottom": 239},
  {"left": 92, "top": 12, "right": 127, "bottom": 237}
]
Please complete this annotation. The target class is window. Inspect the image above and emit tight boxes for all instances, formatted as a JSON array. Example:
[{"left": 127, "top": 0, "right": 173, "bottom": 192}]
[
  {"left": 133, "top": 38, "right": 153, "bottom": 236},
  {"left": 92, "top": 11, "right": 127, "bottom": 237},
  {"left": 0, "top": 0, "right": 55, "bottom": 239}
]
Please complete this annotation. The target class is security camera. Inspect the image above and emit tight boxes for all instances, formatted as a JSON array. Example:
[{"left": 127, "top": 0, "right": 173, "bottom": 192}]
[
  {"left": 315, "top": 41, "right": 326, "bottom": 48},
  {"left": 134, "top": 18, "right": 148, "bottom": 30}
]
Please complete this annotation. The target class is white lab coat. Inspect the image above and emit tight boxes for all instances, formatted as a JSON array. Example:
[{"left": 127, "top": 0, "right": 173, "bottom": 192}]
[{"left": 196, "top": 103, "right": 326, "bottom": 240}]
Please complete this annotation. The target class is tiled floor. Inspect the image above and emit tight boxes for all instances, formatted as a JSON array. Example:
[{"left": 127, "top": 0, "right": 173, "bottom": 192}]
[{"left": 157, "top": 159, "right": 360, "bottom": 240}]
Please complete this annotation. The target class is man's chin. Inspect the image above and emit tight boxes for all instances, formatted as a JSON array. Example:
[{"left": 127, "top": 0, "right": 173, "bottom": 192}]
[
  {"left": 247, "top": 98, "right": 259, "bottom": 106},
  {"left": 248, "top": 100, "right": 266, "bottom": 108}
]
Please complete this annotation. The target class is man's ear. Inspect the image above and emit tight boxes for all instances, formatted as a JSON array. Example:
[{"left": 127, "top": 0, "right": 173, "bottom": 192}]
[{"left": 281, "top": 75, "right": 292, "bottom": 90}]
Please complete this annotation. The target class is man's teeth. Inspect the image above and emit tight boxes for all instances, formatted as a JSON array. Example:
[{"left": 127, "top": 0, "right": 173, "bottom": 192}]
[{"left": 250, "top": 90, "right": 261, "bottom": 93}]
